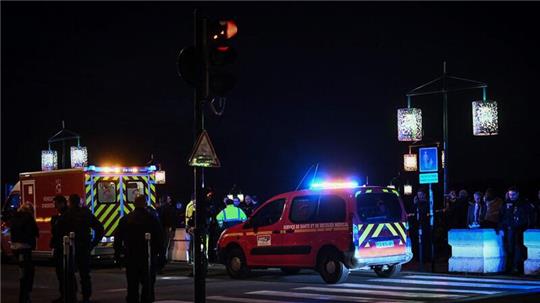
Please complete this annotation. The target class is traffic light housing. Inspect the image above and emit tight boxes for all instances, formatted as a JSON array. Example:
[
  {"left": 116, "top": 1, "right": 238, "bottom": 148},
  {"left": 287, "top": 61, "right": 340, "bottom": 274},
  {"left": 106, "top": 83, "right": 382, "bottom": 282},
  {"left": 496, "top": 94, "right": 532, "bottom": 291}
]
[
  {"left": 207, "top": 20, "right": 238, "bottom": 96},
  {"left": 177, "top": 18, "right": 238, "bottom": 97}
]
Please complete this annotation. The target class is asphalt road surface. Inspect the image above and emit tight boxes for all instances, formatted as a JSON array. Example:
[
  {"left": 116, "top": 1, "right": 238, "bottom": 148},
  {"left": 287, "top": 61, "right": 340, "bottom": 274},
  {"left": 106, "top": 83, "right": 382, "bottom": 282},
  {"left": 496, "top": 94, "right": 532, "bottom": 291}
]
[{"left": 2, "top": 262, "right": 540, "bottom": 303}]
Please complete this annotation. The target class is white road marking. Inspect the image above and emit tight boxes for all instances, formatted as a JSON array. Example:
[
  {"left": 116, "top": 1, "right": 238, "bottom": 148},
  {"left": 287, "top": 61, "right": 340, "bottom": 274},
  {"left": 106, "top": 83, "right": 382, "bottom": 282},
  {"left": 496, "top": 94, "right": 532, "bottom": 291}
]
[
  {"left": 207, "top": 295, "right": 302, "bottom": 303},
  {"left": 333, "top": 282, "right": 500, "bottom": 295},
  {"left": 405, "top": 275, "right": 540, "bottom": 285},
  {"left": 246, "top": 290, "right": 421, "bottom": 303},
  {"left": 154, "top": 301, "right": 192, "bottom": 303},
  {"left": 296, "top": 286, "right": 465, "bottom": 299},
  {"left": 369, "top": 278, "right": 540, "bottom": 290},
  {"left": 157, "top": 276, "right": 190, "bottom": 280}
]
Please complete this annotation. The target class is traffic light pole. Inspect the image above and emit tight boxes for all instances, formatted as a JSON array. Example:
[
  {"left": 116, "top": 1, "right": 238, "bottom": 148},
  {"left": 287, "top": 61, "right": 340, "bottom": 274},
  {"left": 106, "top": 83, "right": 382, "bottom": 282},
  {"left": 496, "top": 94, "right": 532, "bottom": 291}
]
[{"left": 193, "top": 9, "right": 208, "bottom": 303}]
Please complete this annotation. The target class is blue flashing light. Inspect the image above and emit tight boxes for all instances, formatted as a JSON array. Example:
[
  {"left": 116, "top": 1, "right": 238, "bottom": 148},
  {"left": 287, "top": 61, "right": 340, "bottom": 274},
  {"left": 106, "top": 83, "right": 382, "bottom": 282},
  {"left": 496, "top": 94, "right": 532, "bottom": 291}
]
[
  {"left": 148, "top": 165, "right": 157, "bottom": 171},
  {"left": 310, "top": 180, "right": 359, "bottom": 190}
]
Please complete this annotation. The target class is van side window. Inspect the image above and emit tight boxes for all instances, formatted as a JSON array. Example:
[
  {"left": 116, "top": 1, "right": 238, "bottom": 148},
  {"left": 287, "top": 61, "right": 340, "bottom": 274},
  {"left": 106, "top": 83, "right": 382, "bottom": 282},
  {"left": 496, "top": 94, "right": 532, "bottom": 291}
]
[
  {"left": 97, "top": 181, "right": 117, "bottom": 203},
  {"left": 290, "top": 195, "right": 346, "bottom": 223},
  {"left": 318, "top": 195, "right": 346, "bottom": 222},
  {"left": 250, "top": 199, "right": 285, "bottom": 228}
]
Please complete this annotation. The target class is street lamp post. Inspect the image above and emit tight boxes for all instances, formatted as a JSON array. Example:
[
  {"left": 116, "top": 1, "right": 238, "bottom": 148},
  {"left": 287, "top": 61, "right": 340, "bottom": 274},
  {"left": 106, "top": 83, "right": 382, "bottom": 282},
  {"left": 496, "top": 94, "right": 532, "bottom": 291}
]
[
  {"left": 404, "top": 62, "right": 494, "bottom": 196},
  {"left": 399, "top": 62, "right": 498, "bottom": 273}
]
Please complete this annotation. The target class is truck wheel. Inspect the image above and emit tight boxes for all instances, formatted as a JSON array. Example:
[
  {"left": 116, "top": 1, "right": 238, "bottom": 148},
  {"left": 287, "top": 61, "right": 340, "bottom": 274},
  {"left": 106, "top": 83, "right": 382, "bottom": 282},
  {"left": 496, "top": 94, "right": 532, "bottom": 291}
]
[
  {"left": 373, "top": 264, "right": 401, "bottom": 278},
  {"left": 317, "top": 251, "right": 349, "bottom": 284},
  {"left": 280, "top": 267, "right": 301, "bottom": 275},
  {"left": 225, "top": 248, "right": 250, "bottom": 279}
]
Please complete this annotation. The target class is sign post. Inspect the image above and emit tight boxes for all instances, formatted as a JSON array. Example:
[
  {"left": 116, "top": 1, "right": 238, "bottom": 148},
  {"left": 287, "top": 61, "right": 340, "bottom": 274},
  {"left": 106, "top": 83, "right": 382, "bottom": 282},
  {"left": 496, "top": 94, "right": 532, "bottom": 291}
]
[{"left": 418, "top": 146, "right": 439, "bottom": 273}]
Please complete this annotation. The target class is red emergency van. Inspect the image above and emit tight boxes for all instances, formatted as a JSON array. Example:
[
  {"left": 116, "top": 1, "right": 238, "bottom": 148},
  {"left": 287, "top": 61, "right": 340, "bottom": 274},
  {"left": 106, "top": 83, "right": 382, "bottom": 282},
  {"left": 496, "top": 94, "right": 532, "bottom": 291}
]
[
  {"left": 217, "top": 183, "right": 413, "bottom": 283},
  {"left": 2, "top": 166, "right": 157, "bottom": 258}
]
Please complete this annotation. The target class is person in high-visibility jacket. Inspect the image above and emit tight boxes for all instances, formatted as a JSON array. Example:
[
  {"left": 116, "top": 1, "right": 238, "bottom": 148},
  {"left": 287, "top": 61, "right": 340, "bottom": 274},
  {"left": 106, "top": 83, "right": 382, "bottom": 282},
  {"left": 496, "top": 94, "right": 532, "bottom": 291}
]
[{"left": 216, "top": 197, "right": 247, "bottom": 229}]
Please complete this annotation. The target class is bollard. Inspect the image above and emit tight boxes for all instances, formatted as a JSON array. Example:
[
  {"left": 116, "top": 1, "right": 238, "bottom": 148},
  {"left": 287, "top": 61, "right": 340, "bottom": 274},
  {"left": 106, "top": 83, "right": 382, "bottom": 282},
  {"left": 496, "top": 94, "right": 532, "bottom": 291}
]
[
  {"left": 145, "top": 232, "right": 151, "bottom": 301},
  {"left": 63, "top": 236, "right": 69, "bottom": 303}
]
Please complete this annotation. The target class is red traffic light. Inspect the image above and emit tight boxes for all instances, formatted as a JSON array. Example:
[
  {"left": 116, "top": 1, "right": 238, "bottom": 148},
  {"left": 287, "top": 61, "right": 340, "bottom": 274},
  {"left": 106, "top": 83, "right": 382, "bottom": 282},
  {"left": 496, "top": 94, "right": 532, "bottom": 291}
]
[{"left": 211, "top": 20, "right": 238, "bottom": 41}]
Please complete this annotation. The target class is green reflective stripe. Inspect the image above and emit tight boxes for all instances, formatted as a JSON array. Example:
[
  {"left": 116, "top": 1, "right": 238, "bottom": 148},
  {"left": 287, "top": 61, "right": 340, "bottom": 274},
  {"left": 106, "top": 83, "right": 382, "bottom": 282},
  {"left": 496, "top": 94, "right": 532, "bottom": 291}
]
[
  {"left": 358, "top": 224, "right": 374, "bottom": 245},
  {"left": 382, "top": 189, "right": 389, "bottom": 193},
  {"left": 94, "top": 205, "right": 106, "bottom": 217},
  {"left": 365, "top": 189, "right": 373, "bottom": 193},
  {"left": 99, "top": 205, "right": 115, "bottom": 222}
]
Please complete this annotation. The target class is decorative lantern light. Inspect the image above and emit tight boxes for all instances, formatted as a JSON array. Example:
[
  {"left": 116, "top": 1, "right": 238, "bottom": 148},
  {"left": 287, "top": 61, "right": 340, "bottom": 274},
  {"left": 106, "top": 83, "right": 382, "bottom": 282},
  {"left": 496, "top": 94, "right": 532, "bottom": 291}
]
[
  {"left": 472, "top": 100, "right": 498, "bottom": 136},
  {"left": 397, "top": 108, "right": 422, "bottom": 141},
  {"left": 41, "top": 150, "right": 58, "bottom": 171},
  {"left": 403, "top": 153, "right": 418, "bottom": 172},
  {"left": 404, "top": 184, "right": 413, "bottom": 196},
  {"left": 155, "top": 170, "right": 166, "bottom": 184},
  {"left": 70, "top": 146, "right": 88, "bottom": 168}
]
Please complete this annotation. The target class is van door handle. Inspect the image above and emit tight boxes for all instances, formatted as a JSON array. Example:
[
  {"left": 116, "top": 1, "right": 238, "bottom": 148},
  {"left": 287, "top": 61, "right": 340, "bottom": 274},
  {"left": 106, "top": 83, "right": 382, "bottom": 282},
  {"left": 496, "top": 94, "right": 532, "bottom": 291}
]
[{"left": 286, "top": 229, "right": 294, "bottom": 233}]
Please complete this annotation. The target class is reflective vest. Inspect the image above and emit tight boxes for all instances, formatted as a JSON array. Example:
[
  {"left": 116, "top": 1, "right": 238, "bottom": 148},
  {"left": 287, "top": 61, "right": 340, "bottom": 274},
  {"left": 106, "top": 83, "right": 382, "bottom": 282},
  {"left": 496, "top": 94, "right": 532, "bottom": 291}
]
[
  {"left": 216, "top": 205, "right": 247, "bottom": 228},
  {"left": 185, "top": 200, "right": 195, "bottom": 227}
]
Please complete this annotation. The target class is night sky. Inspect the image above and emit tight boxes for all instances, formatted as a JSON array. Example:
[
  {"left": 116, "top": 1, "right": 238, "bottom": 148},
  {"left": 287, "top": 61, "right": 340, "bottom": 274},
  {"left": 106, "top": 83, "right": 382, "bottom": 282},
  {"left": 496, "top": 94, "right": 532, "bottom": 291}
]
[{"left": 2, "top": 2, "right": 540, "bottom": 204}]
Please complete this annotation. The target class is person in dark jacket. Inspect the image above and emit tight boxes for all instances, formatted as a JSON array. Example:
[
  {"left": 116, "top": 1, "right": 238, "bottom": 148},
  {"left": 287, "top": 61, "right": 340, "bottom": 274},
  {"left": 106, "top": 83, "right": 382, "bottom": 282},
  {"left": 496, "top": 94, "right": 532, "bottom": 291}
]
[
  {"left": 114, "top": 195, "right": 164, "bottom": 303},
  {"left": 498, "top": 187, "right": 535, "bottom": 274},
  {"left": 10, "top": 202, "right": 39, "bottom": 303},
  {"left": 50, "top": 195, "right": 68, "bottom": 303},
  {"left": 467, "top": 191, "right": 486, "bottom": 228},
  {"left": 159, "top": 194, "right": 178, "bottom": 263},
  {"left": 57, "top": 194, "right": 104, "bottom": 303}
]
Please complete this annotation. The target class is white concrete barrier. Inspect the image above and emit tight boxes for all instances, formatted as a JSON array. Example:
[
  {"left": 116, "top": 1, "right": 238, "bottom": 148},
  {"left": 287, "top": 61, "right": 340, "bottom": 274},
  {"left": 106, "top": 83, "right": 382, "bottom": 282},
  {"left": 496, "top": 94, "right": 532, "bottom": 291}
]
[
  {"left": 171, "top": 229, "right": 190, "bottom": 262},
  {"left": 448, "top": 228, "right": 505, "bottom": 273},
  {"left": 524, "top": 229, "right": 540, "bottom": 275}
]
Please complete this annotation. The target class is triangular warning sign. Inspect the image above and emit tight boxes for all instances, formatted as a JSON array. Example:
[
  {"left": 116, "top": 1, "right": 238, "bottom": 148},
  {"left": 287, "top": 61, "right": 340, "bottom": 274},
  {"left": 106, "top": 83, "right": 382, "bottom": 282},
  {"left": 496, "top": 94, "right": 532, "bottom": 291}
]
[{"left": 188, "top": 130, "right": 221, "bottom": 167}]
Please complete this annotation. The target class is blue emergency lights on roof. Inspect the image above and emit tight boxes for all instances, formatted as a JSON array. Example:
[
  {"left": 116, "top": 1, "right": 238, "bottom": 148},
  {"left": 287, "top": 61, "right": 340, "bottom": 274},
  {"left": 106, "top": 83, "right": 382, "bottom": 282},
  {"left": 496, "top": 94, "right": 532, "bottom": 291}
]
[
  {"left": 310, "top": 181, "right": 360, "bottom": 190},
  {"left": 85, "top": 165, "right": 156, "bottom": 173}
]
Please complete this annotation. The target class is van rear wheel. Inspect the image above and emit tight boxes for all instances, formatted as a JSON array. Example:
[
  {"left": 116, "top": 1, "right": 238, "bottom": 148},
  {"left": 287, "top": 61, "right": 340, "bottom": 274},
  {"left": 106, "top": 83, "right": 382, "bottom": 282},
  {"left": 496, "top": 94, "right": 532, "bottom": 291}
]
[
  {"left": 373, "top": 264, "right": 401, "bottom": 278},
  {"left": 317, "top": 251, "right": 349, "bottom": 284},
  {"left": 225, "top": 248, "right": 250, "bottom": 279}
]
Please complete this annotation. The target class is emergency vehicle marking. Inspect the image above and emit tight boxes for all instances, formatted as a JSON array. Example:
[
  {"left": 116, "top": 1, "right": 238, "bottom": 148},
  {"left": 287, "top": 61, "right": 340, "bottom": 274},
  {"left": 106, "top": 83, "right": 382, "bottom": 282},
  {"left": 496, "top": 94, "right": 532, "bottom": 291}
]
[
  {"left": 257, "top": 235, "right": 271, "bottom": 246},
  {"left": 356, "top": 222, "right": 408, "bottom": 248}
]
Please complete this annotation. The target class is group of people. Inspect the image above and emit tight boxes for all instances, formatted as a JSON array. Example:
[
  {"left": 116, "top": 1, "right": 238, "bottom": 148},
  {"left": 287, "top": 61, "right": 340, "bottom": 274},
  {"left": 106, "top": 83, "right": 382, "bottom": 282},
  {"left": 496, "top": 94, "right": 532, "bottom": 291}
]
[
  {"left": 184, "top": 192, "right": 259, "bottom": 267},
  {"left": 9, "top": 193, "right": 169, "bottom": 303},
  {"left": 412, "top": 186, "right": 540, "bottom": 274}
]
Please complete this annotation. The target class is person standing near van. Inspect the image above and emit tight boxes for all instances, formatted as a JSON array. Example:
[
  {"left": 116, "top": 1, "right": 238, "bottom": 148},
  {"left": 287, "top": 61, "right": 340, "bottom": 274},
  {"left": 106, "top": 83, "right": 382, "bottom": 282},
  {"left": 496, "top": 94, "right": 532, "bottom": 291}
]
[
  {"left": 50, "top": 195, "right": 68, "bottom": 303},
  {"left": 10, "top": 202, "right": 39, "bottom": 303},
  {"left": 114, "top": 195, "right": 164, "bottom": 303},
  {"left": 58, "top": 194, "right": 104, "bottom": 303},
  {"left": 216, "top": 197, "right": 247, "bottom": 229}
]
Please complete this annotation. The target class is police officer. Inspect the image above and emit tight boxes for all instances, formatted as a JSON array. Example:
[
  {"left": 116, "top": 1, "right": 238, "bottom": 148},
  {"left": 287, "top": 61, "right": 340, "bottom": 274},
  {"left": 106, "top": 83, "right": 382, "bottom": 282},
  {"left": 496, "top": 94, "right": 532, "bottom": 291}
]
[
  {"left": 50, "top": 195, "right": 68, "bottom": 303},
  {"left": 58, "top": 194, "right": 104, "bottom": 303},
  {"left": 216, "top": 197, "right": 247, "bottom": 230},
  {"left": 114, "top": 195, "right": 164, "bottom": 303},
  {"left": 498, "top": 187, "right": 535, "bottom": 274},
  {"left": 9, "top": 202, "right": 39, "bottom": 303}
]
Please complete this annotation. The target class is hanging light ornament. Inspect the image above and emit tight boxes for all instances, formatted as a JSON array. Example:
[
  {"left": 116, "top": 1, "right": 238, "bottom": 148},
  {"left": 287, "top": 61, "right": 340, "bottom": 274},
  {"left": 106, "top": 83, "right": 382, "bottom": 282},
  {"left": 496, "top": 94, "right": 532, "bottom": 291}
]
[
  {"left": 41, "top": 150, "right": 58, "bottom": 171},
  {"left": 70, "top": 146, "right": 88, "bottom": 168},
  {"left": 403, "top": 184, "right": 413, "bottom": 196},
  {"left": 397, "top": 107, "right": 422, "bottom": 141},
  {"left": 472, "top": 100, "right": 498, "bottom": 136},
  {"left": 403, "top": 153, "right": 418, "bottom": 172}
]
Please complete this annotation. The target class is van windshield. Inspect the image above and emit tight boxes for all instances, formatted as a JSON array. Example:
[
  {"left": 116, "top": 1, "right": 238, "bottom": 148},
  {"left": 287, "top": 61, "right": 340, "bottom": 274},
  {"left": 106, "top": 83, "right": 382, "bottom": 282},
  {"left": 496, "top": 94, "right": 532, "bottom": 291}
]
[{"left": 356, "top": 192, "right": 403, "bottom": 223}]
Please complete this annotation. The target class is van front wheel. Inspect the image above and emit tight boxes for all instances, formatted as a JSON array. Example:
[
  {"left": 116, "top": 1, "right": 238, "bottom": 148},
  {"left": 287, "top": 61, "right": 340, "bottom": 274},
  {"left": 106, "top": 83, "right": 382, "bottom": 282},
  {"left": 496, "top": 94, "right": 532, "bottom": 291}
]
[
  {"left": 225, "top": 248, "right": 250, "bottom": 279},
  {"left": 373, "top": 264, "right": 401, "bottom": 278},
  {"left": 317, "top": 251, "right": 349, "bottom": 284}
]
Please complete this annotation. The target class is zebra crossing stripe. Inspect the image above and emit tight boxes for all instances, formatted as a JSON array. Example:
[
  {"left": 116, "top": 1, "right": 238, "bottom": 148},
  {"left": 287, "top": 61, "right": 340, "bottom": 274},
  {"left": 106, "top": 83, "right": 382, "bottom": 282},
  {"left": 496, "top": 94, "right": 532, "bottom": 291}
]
[
  {"left": 207, "top": 296, "right": 302, "bottom": 303},
  {"left": 295, "top": 286, "right": 465, "bottom": 299},
  {"left": 333, "top": 283, "right": 500, "bottom": 295},
  {"left": 246, "top": 290, "right": 416, "bottom": 303},
  {"left": 369, "top": 278, "right": 540, "bottom": 290},
  {"left": 405, "top": 275, "right": 540, "bottom": 285}
]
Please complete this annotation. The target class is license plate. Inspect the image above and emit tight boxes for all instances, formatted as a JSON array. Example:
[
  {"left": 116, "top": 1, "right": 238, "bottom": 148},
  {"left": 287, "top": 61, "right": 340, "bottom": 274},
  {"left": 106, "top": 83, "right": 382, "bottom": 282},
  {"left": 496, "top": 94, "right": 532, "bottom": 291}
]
[{"left": 375, "top": 240, "right": 394, "bottom": 248}]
